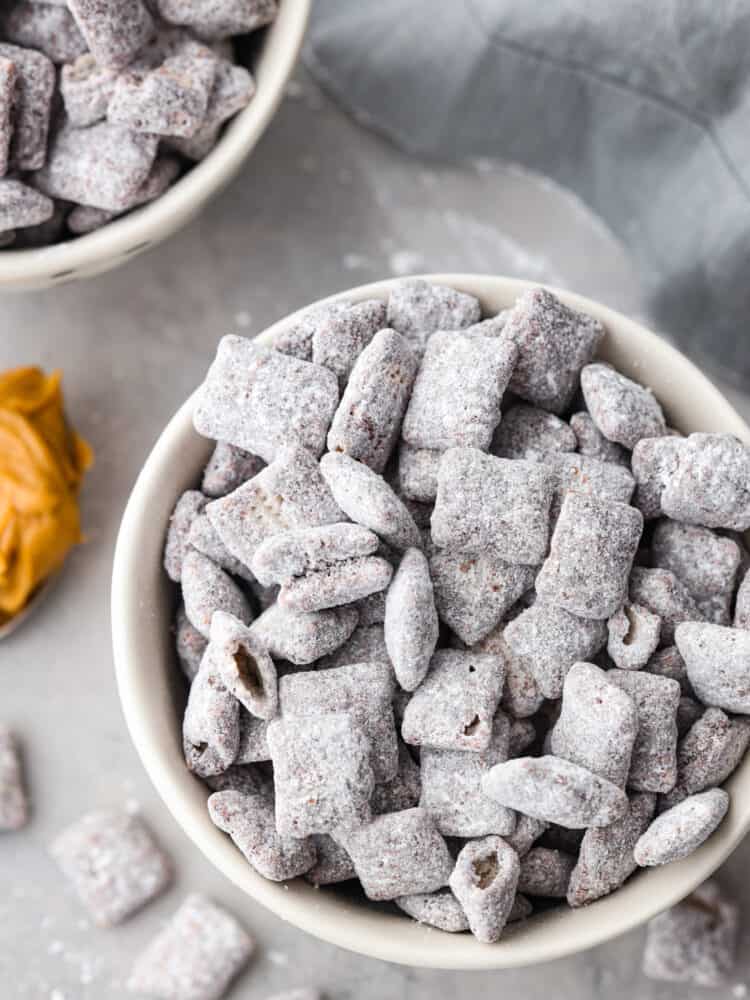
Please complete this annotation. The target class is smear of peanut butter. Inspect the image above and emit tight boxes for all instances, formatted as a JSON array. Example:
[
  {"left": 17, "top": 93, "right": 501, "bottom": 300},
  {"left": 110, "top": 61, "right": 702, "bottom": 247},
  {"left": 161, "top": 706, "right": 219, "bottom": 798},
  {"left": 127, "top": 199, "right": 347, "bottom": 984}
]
[{"left": 0, "top": 367, "right": 93, "bottom": 624}]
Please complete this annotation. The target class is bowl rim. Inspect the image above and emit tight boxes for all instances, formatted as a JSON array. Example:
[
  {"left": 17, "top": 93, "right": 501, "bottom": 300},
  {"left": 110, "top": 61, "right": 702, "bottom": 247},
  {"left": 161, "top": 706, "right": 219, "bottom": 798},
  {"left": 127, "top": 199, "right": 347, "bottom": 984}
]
[
  {"left": 112, "top": 274, "right": 750, "bottom": 970},
  {"left": 0, "top": 0, "right": 311, "bottom": 288}
]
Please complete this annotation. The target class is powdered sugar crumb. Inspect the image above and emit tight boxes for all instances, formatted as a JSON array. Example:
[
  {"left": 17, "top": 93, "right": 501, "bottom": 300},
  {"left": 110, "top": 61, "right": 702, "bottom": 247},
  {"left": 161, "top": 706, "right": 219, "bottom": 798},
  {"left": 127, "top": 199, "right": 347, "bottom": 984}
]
[{"left": 268, "top": 950, "right": 289, "bottom": 966}]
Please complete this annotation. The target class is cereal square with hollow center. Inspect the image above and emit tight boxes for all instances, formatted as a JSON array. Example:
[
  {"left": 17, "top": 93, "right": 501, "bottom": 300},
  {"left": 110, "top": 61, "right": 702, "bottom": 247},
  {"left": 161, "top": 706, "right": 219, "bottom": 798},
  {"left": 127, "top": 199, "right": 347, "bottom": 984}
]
[
  {"left": 0, "top": 728, "right": 27, "bottom": 831},
  {"left": 207, "top": 610, "right": 278, "bottom": 720},
  {"left": 194, "top": 337, "right": 339, "bottom": 463},
  {"left": 448, "top": 836, "right": 520, "bottom": 943},
  {"left": 127, "top": 894, "right": 254, "bottom": 1000},
  {"left": 386, "top": 279, "right": 482, "bottom": 355},
  {"left": 504, "top": 287, "right": 604, "bottom": 414},
  {"left": 431, "top": 447, "right": 554, "bottom": 563},
  {"left": 401, "top": 331, "right": 517, "bottom": 452},
  {"left": 311, "top": 298, "right": 388, "bottom": 386},
  {"left": 336, "top": 807, "right": 454, "bottom": 901},
  {"left": 535, "top": 493, "right": 643, "bottom": 619},
  {"left": 182, "top": 647, "right": 240, "bottom": 777},
  {"left": 0, "top": 42, "right": 54, "bottom": 171},
  {"left": 51, "top": 809, "right": 171, "bottom": 927},
  {"left": 491, "top": 402, "right": 576, "bottom": 460},
  {"left": 607, "top": 602, "right": 661, "bottom": 671},
  {"left": 580, "top": 362, "right": 666, "bottom": 449},
  {"left": 268, "top": 712, "right": 374, "bottom": 837},
  {"left": 401, "top": 649, "right": 504, "bottom": 752}
]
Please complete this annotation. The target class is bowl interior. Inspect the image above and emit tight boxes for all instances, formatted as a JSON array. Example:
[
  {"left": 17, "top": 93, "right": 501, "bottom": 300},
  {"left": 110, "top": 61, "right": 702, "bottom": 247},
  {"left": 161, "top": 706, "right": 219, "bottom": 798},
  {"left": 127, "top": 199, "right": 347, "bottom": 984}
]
[{"left": 112, "top": 274, "right": 750, "bottom": 970}]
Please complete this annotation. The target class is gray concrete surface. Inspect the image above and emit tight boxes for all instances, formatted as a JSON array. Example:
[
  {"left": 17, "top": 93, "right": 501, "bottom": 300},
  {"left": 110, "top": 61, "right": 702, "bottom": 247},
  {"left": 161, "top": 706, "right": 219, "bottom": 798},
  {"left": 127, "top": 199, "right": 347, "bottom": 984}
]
[{"left": 1, "top": 68, "right": 749, "bottom": 999}]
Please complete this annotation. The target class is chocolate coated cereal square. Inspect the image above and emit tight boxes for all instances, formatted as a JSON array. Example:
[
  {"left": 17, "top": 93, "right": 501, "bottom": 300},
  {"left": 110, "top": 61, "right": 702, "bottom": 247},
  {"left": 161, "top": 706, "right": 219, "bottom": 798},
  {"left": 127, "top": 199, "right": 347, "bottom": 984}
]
[
  {"left": 386, "top": 279, "right": 482, "bottom": 355},
  {"left": 68, "top": 0, "right": 155, "bottom": 70},
  {"left": 0, "top": 42, "right": 55, "bottom": 171},
  {"left": 580, "top": 362, "right": 666, "bottom": 449}
]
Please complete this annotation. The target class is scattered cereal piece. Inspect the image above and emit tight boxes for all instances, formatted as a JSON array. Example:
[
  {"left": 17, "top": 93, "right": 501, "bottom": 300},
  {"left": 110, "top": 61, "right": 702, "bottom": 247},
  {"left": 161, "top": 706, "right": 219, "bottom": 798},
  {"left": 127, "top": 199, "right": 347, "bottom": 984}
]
[
  {"left": 384, "top": 548, "right": 439, "bottom": 691},
  {"left": 156, "top": 0, "right": 277, "bottom": 40},
  {"left": 305, "top": 834, "right": 355, "bottom": 886},
  {"left": 311, "top": 299, "right": 388, "bottom": 386},
  {"left": 181, "top": 549, "right": 252, "bottom": 639},
  {"left": 481, "top": 756, "right": 629, "bottom": 829},
  {"left": 202, "top": 441, "right": 264, "bottom": 499},
  {"left": 386, "top": 279, "right": 482, "bottom": 355},
  {"left": 580, "top": 363, "right": 666, "bottom": 449},
  {"left": 371, "top": 741, "right": 422, "bottom": 814},
  {"left": 396, "top": 442, "right": 441, "bottom": 503},
  {"left": 491, "top": 403, "right": 576, "bottom": 460},
  {"left": 1, "top": 2, "right": 86, "bottom": 64},
  {"left": 164, "top": 489, "right": 207, "bottom": 582},
  {"left": 127, "top": 894, "right": 253, "bottom": 1000},
  {"left": 395, "top": 889, "right": 470, "bottom": 932},
  {"left": 629, "top": 566, "right": 702, "bottom": 645},
  {"left": 194, "top": 337, "right": 339, "bottom": 463},
  {"left": 51, "top": 809, "right": 170, "bottom": 926},
  {"left": 250, "top": 603, "right": 358, "bottom": 666},
  {"left": 676, "top": 621, "right": 750, "bottom": 714},
  {"left": 278, "top": 556, "right": 393, "bottom": 614},
  {"left": 634, "top": 788, "right": 729, "bottom": 866},
  {"left": 174, "top": 603, "right": 207, "bottom": 682},
  {"left": 206, "top": 610, "right": 277, "bottom": 720},
  {"left": 252, "top": 523, "right": 379, "bottom": 587},
  {"left": 517, "top": 846, "right": 575, "bottom": 898},
  {"left": 401, "top": 649, "right": 504, "bottom": 753},
  {"left": 338, "top": 807, "right": 454, "bottom": 901},
  {"left": 67, "top": 0, "right": 154, "bottom": 70},
  {"left": 504, "top": 287, "right": 604, "bottom": 414},
  {"left": 607, "top": 602, "right": 661, "bottom": 670},
  {"left": 448, "top": 836, "right": 520, "bottom": 943},
  {"left": 182, "top": 648, "right": 239, "bottom": 776},
  {"left": 0, "top": 42, "right": 54, "bottom": 171},
  {"left": 60, "top": 53, "right": 118, "bottom": 127},
  {"left": 607, "top": 669, "right": 680, "bottom": 793},
  {"left": 662, "top": 708, "right": 750, "bottom": 809},
  {"left": 567, "top": 792, "right": 656, "bottom": 906},
  {"left": 0, "top": 178, "right": 53, "bottom": 233},
  {"left": 0, "top": 728, "right": 27, "bottom": 831},
  {"left": 570, "top": 411, "right": 629, "bottom": 466}
]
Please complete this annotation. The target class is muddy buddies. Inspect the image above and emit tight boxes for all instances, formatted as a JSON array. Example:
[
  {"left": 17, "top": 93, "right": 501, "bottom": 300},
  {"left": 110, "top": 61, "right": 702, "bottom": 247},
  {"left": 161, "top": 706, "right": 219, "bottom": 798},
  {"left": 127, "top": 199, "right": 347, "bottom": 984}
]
[
  {"left": 164, "top": 280, "right": 750, "bottom": 945},
  {"left": 0, "top": 0, "right": 275, "bottom": 246}
]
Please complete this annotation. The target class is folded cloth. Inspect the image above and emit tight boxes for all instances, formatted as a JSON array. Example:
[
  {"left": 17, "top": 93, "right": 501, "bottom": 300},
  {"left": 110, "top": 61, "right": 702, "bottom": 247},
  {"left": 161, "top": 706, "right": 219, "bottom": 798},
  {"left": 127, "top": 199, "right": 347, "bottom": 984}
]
[{"left": 306, "top": 0, "right": 750, "bottom": 384}]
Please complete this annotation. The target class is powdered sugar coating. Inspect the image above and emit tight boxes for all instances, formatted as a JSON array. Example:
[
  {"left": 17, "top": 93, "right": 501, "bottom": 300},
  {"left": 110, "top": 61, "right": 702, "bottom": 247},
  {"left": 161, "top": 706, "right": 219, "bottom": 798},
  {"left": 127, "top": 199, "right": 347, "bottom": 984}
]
[
  {"left": 481, "top": 756, "right": 629, "bottom": 828},
  {"left": 371, "top": 741, "right": 422, "bottom": 814},
  {"left": 675, "top": 621, "right": 750, "bottom": 714},
  {"left": 508, "top": 720, "right": 538, "bottom": 759},
  {"left": 402, "top": 650, "right": 504, "bottom": 753},
  {"left": 543, "top": 452, "right": 635, "bottom": 514},
  {"left": 252, "top": 523, "right": 379, "bottom": 587},
  {"left": 0, "top": 727, "right": 27, "bottom": 831},
  {"left": 634, "top": 788, "right": 729, "bottom": 866},
  {"left": 127, "top": 894, "right": 253, "bottom": 1000},
  {"left": 181, "top": 549, "right": 251, "bottom": 638},
  {"left": 475, "top": 626, "right": 545, "bottom": 719},
  {"left": 448, "top": 836, "right": 520, "bottom": 943},
  {"left": 581, "top": 363, "right": 666, "bottom": 449},
  {"left": 505, "top": 814, "right": 547, "bottom": 856},
  {"left": 629, "top": 566, "right": 702, "bottom": 645},
  {"left": 316, "top": 622, "right": 390, "bottom": 671},
  {"left": 662, "top": 708, "right": 750, "bottom": 810},
  {"left": 187, "top": 511, "right": 254, "bottom": 582},
  {"left": 676, "top": 696, "right": 704, "bottom": 737},
  {"left": 607, "top": 669, "right": 681, "bottom": 793},
  {"left": 384, "top": 547, "right": 439, "bottom": 691},
  {"left": 207, "top": 610, "right": 277, "bottom": 719},
  {"left": 250, "top": 603, "right": 358, "bottom": 666},
  {"left": 311, "top": 298, "right": 387, "bottom": 386},
  {"left": 736, "top": 568, "right": 750, "bottom": 629},
  {"left": 396, "top": 442, "right": 441, "bottom": 503},
  {"left": 236, "top": 710, "right": 269, "bottom": 763},
  {"left": 51, "top": 809, "right": 170, "bottom": 926},
  {"left": 504, "top": 287, "right": 604, "bottom": 414},
  {"left": 0, "top": 178, "right": 53, "bottom": 233},
  {"left": 517, "top": 847, "right": 575, "bottom": 898},
  {"left": 60, "top": 53, "right": 118, "bottom": 127},
  {"left": 491, "top": 403, "right": 576, "bottom": 460},
  {"left": 536, "top": 494, "right": 643, "bottom": 619},
  {"left": 396, "top": 889, "right": 470, "bottom": 932},
  {"left": 644, "top": 645, "right": 692, "bottom": 698},
  {"left": 305, "top": 834, "right": 355, "bottom": 886},
  {"left": 175, "top": 603, "right": 207, "bottom": 682},
  {"left": 631, "top": 434, "right": 681, "bottom": 518},
  {"left": 182, "top": 648, "right": 239, "bottom": 776},
  {"left": 156, "top": 0, "right": 277, "bottom": 40},
  {"left": 68, "top": 0, "right": 154, "bottom": 69},
  {"left": 202, "top": 441, "right": 264, "bottom": 498},
  {"left": 570, "top": 411, "right": 630, "bottom": 466},
  {"left": 279, "top": 556, "right": 393, "bottom": 613},
  {"left": 338, "top": 807, "right": 454, "bottom": 901},
  {"left": 0, "top": 57, "right": 15, "bottom": 178},
  {"left": 431, "top": 448, "right": 554, "bottom": 564},
  {"left": 194, "top": 337, "right": 339, "bottom": 463},
  {"left": 0, "top": 42, "right": 55, "bottom": 171},
  {"left": 386, "top": 279, "right": 482, "bottom": 355},
  {"left": 1, "top": 3, "right": 86, "bottom": 64},
  {"left": 164, "top": 489, "right": 206, "bottom": 582},
  {"left": 327, "top": 328, "right": 418, "bottom": 472},
  {"left": 607, "top": 602, "right": 661, "bottom": 670}
]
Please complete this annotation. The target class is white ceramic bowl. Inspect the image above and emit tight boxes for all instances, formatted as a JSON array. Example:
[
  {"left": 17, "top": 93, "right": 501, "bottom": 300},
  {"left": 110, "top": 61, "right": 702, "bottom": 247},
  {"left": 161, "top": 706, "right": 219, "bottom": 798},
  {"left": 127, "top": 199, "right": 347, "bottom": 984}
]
[
  {"left": 112, "top": 275, "right": 750, "bottom": 970},
  {"left": 0, "top": 0, "right": 309, "bottom": 292}
]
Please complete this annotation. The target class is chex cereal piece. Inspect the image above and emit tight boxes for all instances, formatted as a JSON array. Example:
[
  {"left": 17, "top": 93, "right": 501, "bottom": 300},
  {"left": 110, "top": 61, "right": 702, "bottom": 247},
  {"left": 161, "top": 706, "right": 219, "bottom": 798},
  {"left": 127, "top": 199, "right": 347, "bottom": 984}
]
[
  {"left": 0, "top": 178, "right": 53, "bottom": 234},
  {"left": 182, "top": 650, "right": 239, "bottom": 776},
  {"left": 305, "top": 834, "right": 355, "bottom": 885},
  {"left": 236, "top": 711, "right": 269, "bottom": 763},
  {"left": 662, "top": 708, "right": 750, "bottom": 810},
  {"left": 311, "top": 298, "right": 387, "bottom": 386},
  {"left": 127, "top": 894, "right": 253, "bottom": 1000},
  {"left": 505, "top": 814, "right": 547, "bottom": 857},
  {"left": 396, "top": 442, "right": 441, "bottom": 503},
  {"left": 268, "top": 713, "right": 373, "bottom": 837},
  {"left": 580, "top": 363, "right": 666, "bottom": 449},
  {"left": 0, "top": 43, "right": 54, "bottom": 171},
  {"left": 60, "top": 54, "right": 118, "bottom": 127},
  {"left": 463, "top": 310, "right": 510, "bottom": 337},
  {"left": 607, "top": 669, "right": 680, "bottom": 793},
  {"left": 206, "top": 611, "right": 277, "bottom": 719},
  {"left": 607, "top": 602, "right": 661, "bottom": 670},
  {"left": 508, "top": 719, "right": 537, "bottom": 758},
  {"left": 109, "top": 45, "right": 218, "bottom": 138},
  {"left": 279, "top": 556, "right": 393, "bottom": 614},
  {"left": 676, "top": 696, "right": 704, "bottom": 737},
  {"left": 274, "top": 303, "right": 340, "bottom": 362},
  {"left": 481, "top": 756, "right": 629, "bottom": 828},
  {"left": 634, "top": 788, "right": 729, "bottom": 866},
  {"left": 174, "top": 604, "right": 207, "bottom": 682},
  {"left": 536, "top": 493, "right": 643, "bottom": 619},
  {"left": 202, "top": 442, "right": 264, "bottom": 499},
  {"left": 327, "top": 329, "right": 417, "bottom": 472},
  {"left": 736, "top": 568, "right": 750, "bottom": 629},
  {"left": 431, "top": 448, "right": 554, "bottom": 563},
  {"left": 430, "top": 549, "right": 535, "bottom": 646},
  {"left": 629, "top": 566, "right": 701, "bottom": 645},
  {"left": 401, "top": 649, "right": 504, "bottom": 752},
  {"left": 164, "top": 489, "right": 206, "bottom": 582},
  {"left": 156, "top": 0, "right": 277, "bottom": 40},
  {"left": 66, "top": 154, "right": 181, "bottom": 233},
  {"left": 504, "top": 600, "right": 607, "bottom": 699},
  {"left": 207, "top": 446, "right": 343, "bottom": 567},
  {"left": 33, "top": 120, "right": 159, "bottom": 211},
  {"left": 319, "top": 452, "right": 420, "bottom": 551},
  {"left": 652, "top": 519, "right": 741, "bottom": 625},
  {"left": 371, "top": 741, "right": 421, "bottom": 814},
  {"left": 396, "top": 889, "right": 469, "bottom": 932},
  {"left": 676, "top": 621, "right": 750, "bottom": 714},
  {"left": 498, "top": 640, "right": 545, "bottom": 719},
  {"left": 386, "top": 279, "right": 482, "bottom": 355},
  {"left": 632, "top": 432, "right": 750, "bottom": 530},
  {"left": 550, "top": 662, "right": 638, "bottom": 788},
  {"left": 384, "top": 548, "right": 439, "bottom": 691},
  {"left": 187, "top": 512, "right": 253, "bottom": 582},
  {"left": 402, "top": 332, "right": 517, "bottom": 452},
  {"left": 279, "top": 660, "right": 397, "bottom": 782},
  {"left": 517, "top": 847, "right": 575, "bottom": 898},
  {"left": 570, "top": 411, "right": 629, "bottom": 466},
  {"left": 0, "top": 728, "right": 27, "bottom": 831},
  {"left": 448, "top": 836, "right": 520, "bottom": 943},
  {"left": 543, "top": 452, "right": 635, "bottom": 513},
  {"left": 181, "top": 549, "right": 251, "bottom": 639},
  {"left": 51, "top": 809, "right": 170, "bottom": 926},
  {"left": 194, "top": 337, "right": 339, "bottom": 463},
  {"left": 338, "top": 807, "right": 453, "bottom": 901},
  {"left": 0, "top": 57, "right": 16, "bottom": 177},
  {"left": 504, "top": 287, "right": 604, "bottom": 414},
  {"left": 169, "top": 58, "right": 255, "bottom": 158},
  {"left": 252, "top": 523, "right": 379, "bottom": 587},
  {"left": 567, "top": 792, "right": 656, "bottom": 906},
  {"left": 491, "top": 403, "right": 576, "bottom": 460},
  {"left": 419, "top": 712, "right": 515, "bottom": 837},
  {"left": 642, "top": 880, "right": 738, "bottom": 986},
  {"left": 1, "top": 3, "right": 86, "bottom": 64},
  {"left": 68, "top": 0, "right": 154, "bottom": 70},
  {"left": 316, "top": 623, "right": 390, "bottom": 671},
  {"left": 250, "top": 603, "right": 357, "bottom": 666}
]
